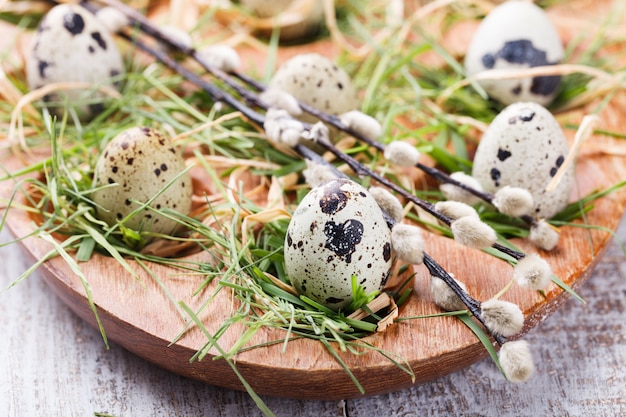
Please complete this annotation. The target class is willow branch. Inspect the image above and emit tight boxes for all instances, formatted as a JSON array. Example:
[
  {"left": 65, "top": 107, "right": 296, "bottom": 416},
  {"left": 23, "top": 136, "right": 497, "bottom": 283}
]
[{"left": 86, "top": 0, "right": 528, "bottom": 227}]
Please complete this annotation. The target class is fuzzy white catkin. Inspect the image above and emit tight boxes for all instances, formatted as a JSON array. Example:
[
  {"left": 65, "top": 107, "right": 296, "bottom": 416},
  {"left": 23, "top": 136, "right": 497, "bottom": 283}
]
[
  {"left": 302, "top": 160, "right": 337, "bottom": 188},
  {"left": 450, "top": 216, "right": 497, "bottom": 249},
  {"left": 492, "top": 186, "right": 534, "bottom": 217},
  {"left": 480, "top": 299, "right": 524, "bottom": 337},
  {"left": 430, "top": 274, "right": 468, "bottom": 311},
  {"left": 369, "top": 186, "right": 403, "bottom": 223},
  {"left": 439, "top": 172, "right": 484, "bottom": 205},
  {"left": 529, "top": 219, "right": 560, "bottom": 251},
  {"left": 197, "top": 45, "right": 241, "bottom": 73},
  {"left": 384, "top": 141, "right": 420, "bottom": 167},
  {"left": 96, "top": 7, "right": 130, "bottom": 33},
  {"left": 434, "top": 200, "right": 479, "bottom": 221},
  {"left": 339, "top": 110, "right": 383, "bottom": 140},
  {"left": 259, "top": 88, "right": 302, "bottom": 116},
  {"left": 263, "top": 109, "right": 303, "bottom": 147},
  {"left": 499, "top": 340, "right": 535, "bottom": 383},
  {"left": 158, "top": 26, "right": 193, "bottom": 51},
  {"left": 513, "top": 253, "right": 553, "bottom": 290},
  {"left": 303, "top": 122, "right": 330, "bottom": 144},
  {"left": 391, "top": 224, "right": 424, "bottom": 265}
]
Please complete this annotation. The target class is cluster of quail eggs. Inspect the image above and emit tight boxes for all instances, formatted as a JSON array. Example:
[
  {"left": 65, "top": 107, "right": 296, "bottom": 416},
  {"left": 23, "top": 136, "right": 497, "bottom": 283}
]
[
  {"left": 449, "top": 2, "right": 575, "bottom": 221},
  {"left": 23, "top": 2, "right": 246, "bottom": 253},
  {"left": 9, "top": 1, "right": 586, "bottom": 386},
  {"left": 25, "top": 4, "right": 194, "bottom": 244},
  {"left": 24, "top": 0, "right": 575, "bottom": 313},
  {"left": 15, "top": 0, "right": 595, "bottom": 388},
  {"left": 282, "top": 1, "right": 575, "bottom": 310}
]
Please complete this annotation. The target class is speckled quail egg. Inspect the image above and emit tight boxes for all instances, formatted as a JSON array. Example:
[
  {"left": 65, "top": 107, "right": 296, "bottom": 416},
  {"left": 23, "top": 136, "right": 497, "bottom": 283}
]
[
  {"left": 26, "top": 3, "right": 125, "bottom": 120},
  {"left": 284, "top": 178, "right": 393, "bottom": 311},
  {"left": 240, "top": 0, "right": 324, "bottom": 41},
  {"left": 268, "top": 53, "right": 359, "bottom": 121},
  {"left": 471, "top": 102, "right": 574, "bottom": 219},
  {"left": 464, "top": 1, "right": 563, "bottom": 106},
  {"left": 92, "top": 127, "right": 192, "bottom": 238}
]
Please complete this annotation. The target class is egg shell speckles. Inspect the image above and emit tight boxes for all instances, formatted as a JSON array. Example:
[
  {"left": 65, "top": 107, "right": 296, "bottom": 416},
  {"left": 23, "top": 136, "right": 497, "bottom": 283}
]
[
  {"left": 268, "top": 53, "right": 359, "bottom": 120},
  {"left": 284, "top": 179, "right": 392, "bottom": 311},
  {"left": 464, "top": 1, "right": 563, "bottom": 106},
  {"left": 92, "top": 127, "right": 192, "bottom": 237},
  {"left": 471, "top": 102, "right": 574, "bottom": 219},
  {"left": 26, "top": 4, "right": 124, "bottom": 120}
]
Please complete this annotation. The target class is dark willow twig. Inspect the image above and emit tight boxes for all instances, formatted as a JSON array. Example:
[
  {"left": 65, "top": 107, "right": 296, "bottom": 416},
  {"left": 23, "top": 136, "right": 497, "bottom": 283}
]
[
  {"left": 233, "top": 62, "right": 538, "bottom": 228},
  {"left": 422, "top": 254, "right": 506, "bottom": 346},
  {"left": 97, "top": 12, "right": 526, "bottom": 261},
  {"left": 235, "top": 74, "right": 522, "bottom": 217},
  {"left": 70, "top": 0, "right": 517, "bottom": 345},
  {"left": 108, "top": 19, "right": 454, "bottom": 219},
  {"left": 89, "top": 0, "right": 535, "bottom": 229},
  {"left": 91, "top": 0, "right": 269, "bottom": 108},
  {"left": 115, "top": 31, "right": 266, "bottom": 126},
  {"left": 298, "top": 139, "right": 507, "bottom": 345},
  {"left": 86, "top": 2, "right": 529, "bottom": 260},
  {"left": 310, "top": 136, "right": 524, "bottom": 260}
]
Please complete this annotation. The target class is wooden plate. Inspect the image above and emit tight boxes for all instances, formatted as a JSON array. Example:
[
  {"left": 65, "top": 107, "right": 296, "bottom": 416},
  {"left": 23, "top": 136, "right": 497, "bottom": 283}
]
[
  {"left": 2, "top": 120, "right": 625, "bottom": 400},
  {"left": 2, "top": 0, "right": 626, "bottom": 401}
]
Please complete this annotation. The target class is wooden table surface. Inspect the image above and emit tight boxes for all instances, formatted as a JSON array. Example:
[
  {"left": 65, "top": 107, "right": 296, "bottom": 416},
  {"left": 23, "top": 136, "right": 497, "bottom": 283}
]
[{"left": 1, "top": 214, "right": 625, "bottom": 417}]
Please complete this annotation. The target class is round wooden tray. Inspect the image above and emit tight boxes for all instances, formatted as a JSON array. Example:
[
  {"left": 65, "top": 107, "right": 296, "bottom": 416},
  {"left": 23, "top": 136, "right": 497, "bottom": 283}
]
[
  {"left": 2, "top": 123, "right": 625, "bottom": 400},
  {"left": 2, "top": 0, "right": 626, "bottom": 401}
]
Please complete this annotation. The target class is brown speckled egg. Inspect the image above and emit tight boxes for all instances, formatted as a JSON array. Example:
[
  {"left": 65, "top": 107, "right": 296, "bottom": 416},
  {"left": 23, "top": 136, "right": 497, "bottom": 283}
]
[
  {"left": 92, "top": 127, "right": 192, "bottom": 237},
  {"left": 284, "top": 178, "right": 392, "bottom": 311},
  {"left": 26, "top": 3, "right": 124, "bottom": 120},
  {"left": 471, "top": 102, "right": 574, "bottom": 219}
]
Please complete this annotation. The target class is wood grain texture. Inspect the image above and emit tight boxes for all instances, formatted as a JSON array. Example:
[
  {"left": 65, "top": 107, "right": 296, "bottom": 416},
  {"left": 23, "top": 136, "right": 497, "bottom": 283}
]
[{"left": 1, "top": 219, "right": 625, "bottom": 417}]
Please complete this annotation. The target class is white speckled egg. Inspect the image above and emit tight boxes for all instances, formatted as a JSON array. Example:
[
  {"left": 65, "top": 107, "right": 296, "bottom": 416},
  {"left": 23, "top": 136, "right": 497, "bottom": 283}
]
[
  {"left": 92, "top": 127, "right": 192, "bottom": 237},
  {"left": 284, "top": 178, "right": 392, "bottom": 311},
  {"left": 471, "top": 102, "right": 574, "bottom": 219},
  {"left": 464, "top": 1, "right": 563, "bottom": 106},
  {"left": 26, "top": 4, "right": 124, "bottom": 120},
  {"left": 268, "top": 53, "right": 359, "bottom": 119}
]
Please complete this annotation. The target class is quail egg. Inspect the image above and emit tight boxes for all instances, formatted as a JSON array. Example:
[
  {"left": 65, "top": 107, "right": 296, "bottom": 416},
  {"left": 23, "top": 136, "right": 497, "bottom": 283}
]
[
  {"left": 471, "top": 102, "right": 574, "bottom": 218},
  {"left": 464, "top": 1, "right": 563, "bottom": 106},
  {"left": 267, "top": 53, "right": 359, "bottom": 121},
  {"left": 26, "top": 3, "right": 125, "bottom": 120},
  {"left": 284, "top": 178, "right": 393, "bottom": 311},
  {"left": 92, "top": 127, "right": 192, "bottom": 238},
  {"left": 265, "top": 53, "right": 360, "bottom": 145}
]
